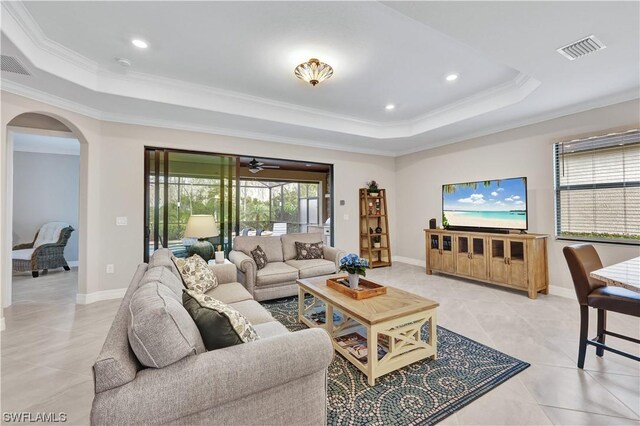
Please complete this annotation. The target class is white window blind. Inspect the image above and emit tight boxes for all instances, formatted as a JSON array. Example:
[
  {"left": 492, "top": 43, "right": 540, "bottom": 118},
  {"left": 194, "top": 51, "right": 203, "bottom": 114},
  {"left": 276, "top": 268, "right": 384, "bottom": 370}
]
[{"left": 554, "top": 129, "right": 640, "bottom": 243}]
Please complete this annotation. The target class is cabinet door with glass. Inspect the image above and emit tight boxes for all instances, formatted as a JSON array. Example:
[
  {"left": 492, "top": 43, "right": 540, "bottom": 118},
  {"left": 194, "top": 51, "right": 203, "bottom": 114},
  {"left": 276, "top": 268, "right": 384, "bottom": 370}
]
[
  {"left": 489, "top": 237, "right": 509, "bottom": 284},
  {"left": 470, "top": 236, "right": 487, "bottom": 279},
  {"left": 508, "top": 240, "right": 527, "bottom": 288},
  {"left": 455, "top": 235, "right": 471, "bottom": 276}
]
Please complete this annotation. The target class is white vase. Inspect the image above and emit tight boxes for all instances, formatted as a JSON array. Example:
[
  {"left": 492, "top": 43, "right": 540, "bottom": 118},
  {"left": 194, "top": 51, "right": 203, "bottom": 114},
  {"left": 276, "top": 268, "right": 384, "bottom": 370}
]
[{"left": 348, "top": 273, "right": 360, "bottom": 289}]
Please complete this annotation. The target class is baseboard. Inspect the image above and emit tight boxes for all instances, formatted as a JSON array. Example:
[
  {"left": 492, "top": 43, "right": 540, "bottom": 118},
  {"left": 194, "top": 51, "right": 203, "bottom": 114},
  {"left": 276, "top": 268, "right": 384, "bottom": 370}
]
[
  {"left": 0, "top": 317, "right": 5, "bottom": 332},
  {"left": 549, "top": 285, "right": 576, "bottom": 299},
  {"left": 76, "top": 288, "right": 126, "bottom": 304},
  {"left": 392, "top": 256, "right": 425, "bottom": 268},
  {"left": 68, "top": 261, "right": 79, "bottom": 267},
  {"left": 393, "top": 257, "right": 576, "bottom": 300}
]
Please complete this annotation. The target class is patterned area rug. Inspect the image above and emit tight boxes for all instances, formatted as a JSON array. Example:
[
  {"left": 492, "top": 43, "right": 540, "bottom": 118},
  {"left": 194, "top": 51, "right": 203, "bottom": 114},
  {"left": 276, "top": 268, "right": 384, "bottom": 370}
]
[{"left": 261, "top": 296, "right": 530, "bottom": 426}]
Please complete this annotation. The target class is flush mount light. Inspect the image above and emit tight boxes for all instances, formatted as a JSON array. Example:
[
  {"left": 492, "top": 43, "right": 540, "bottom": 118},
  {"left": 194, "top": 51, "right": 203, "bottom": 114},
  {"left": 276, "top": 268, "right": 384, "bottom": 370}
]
[
  {"left": 131, "top": 39, "right": 148, "bottom": 49},
  {"left": 446, "top": 73, "right": 459, "bottom": 82},
  {"left": 294, "top": 58, "right": 333, "bottom": 86},
  {"left": 115, "top": 57, "right": 131, "bottom": 67},
  {"left": 385, "top": 104, "right": 395, "bottom": 110}
]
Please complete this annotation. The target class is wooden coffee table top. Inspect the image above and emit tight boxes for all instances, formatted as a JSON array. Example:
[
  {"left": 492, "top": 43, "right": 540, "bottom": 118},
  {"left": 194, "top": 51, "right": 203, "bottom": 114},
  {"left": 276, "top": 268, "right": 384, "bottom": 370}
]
[{"left": 297, "top": 275, "right": 439, "bottom": 325}]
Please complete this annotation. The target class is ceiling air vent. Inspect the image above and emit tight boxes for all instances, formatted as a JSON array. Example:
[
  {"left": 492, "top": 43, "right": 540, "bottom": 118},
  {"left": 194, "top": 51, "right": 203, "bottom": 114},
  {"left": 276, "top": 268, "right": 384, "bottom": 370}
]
[
  {"left": 1, "top": 55, "right": 30, "bottom": 75},
  {"left": 557, "top": 35, "right": 606, "bottom": 61}
]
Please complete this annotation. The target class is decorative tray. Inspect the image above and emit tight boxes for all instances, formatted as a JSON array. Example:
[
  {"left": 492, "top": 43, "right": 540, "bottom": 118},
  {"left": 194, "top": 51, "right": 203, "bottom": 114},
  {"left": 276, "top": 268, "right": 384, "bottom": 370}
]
[{"left": 326, "top": 276, "right": 387, "bottom": 300}]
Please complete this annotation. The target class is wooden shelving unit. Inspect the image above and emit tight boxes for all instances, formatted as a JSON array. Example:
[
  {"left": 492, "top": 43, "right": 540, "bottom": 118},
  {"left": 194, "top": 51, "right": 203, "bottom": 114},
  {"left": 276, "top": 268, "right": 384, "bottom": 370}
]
[
  {"left": 359, "top": 188, "right": 392, "bottom": 268},
  {"left": 424, "top": 229, "right": 549, "bottom": 299}
]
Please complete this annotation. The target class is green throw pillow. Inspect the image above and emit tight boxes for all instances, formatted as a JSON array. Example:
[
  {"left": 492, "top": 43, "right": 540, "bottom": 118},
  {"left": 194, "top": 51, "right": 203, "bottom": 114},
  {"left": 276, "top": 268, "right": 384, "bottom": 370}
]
[{"left": 183, "top": 289, "right": 259, "bottom": 350}]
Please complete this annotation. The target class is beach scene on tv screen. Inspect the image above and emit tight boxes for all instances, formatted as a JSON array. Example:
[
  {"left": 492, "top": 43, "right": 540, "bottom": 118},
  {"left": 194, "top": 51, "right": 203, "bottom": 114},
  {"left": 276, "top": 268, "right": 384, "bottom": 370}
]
[{"left": 443, "top": 177, "right": 527, "bottom": 229}]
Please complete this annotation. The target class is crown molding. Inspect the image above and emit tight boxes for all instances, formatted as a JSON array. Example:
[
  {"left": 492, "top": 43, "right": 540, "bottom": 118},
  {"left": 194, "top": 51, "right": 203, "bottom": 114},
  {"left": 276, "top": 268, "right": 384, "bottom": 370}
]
[
  {"left": 394, "top": 90, "right": 640, "bottom": 157},
  {"left": 1, "top": 1, "right": 541, "bottom": 140},
  {"left": 1, "top": 80, "right": 393, "bottom": 157}
]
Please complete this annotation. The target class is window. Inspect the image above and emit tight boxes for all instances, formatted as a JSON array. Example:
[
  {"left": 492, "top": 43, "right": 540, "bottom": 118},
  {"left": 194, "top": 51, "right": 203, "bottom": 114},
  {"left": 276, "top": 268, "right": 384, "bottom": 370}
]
[{"left": 554, "top": 129, "right": 640, "bottom": 244}]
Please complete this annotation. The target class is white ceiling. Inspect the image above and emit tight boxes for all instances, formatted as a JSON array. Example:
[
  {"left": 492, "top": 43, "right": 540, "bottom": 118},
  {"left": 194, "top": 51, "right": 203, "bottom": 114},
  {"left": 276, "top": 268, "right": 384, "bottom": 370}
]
[{"left": 1, "top": 1, "right": 638, "bottom": 156}]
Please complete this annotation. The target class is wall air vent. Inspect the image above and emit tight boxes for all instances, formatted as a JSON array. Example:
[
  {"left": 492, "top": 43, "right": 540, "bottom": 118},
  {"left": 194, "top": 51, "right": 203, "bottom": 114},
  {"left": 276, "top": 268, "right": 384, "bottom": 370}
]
[
  {"left": 1, "top": 55, "right": 30, "bottom": 75},
  {"left": 557, "top": 35, "right": 606, "bottom": 61}
]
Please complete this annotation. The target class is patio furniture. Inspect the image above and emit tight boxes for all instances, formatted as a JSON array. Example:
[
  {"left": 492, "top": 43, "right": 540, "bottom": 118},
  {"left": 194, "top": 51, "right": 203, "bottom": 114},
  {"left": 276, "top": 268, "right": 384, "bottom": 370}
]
[
  {"left": 12, "top": 222, "right": 74, "bottom": 278},
  {"left": 272, "top": 222, "right": 287, "bottom": 236}
]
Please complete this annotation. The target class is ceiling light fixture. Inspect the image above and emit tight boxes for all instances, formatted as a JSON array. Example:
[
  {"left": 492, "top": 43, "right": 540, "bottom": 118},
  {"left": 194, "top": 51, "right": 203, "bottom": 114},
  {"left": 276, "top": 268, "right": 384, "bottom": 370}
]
[
  {"left": 294, "top": 58, "right": 333, "bottom": 86},
  {"left": 446, "top": 73, "right": 459, "bottom": 82},
  {"left": 131, "top": 39, "right": 148, "bottom": 49},
  {"left": 385, "top": 104, "right": 395, "bottom": 110}
]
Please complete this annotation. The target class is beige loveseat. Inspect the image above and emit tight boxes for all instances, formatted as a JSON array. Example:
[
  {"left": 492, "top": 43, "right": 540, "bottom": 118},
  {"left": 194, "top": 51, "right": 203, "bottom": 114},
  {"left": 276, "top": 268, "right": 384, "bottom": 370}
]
[
  {"left": 229, "top": 232, "right": 346, "bottom": 301},
  {"left": 91, "top": 248, "right": 333, "bottom": 425}
]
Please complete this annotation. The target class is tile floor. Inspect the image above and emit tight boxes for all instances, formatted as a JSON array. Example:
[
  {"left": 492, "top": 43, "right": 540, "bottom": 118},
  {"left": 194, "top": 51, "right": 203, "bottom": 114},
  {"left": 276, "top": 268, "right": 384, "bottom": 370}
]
[{"left": 2, "top": 263, "right": 639, "bottom": 425}]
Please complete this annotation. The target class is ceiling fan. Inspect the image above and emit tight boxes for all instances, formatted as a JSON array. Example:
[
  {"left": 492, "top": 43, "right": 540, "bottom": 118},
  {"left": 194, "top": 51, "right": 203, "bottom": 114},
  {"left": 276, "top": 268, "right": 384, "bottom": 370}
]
[{"left": 248, "top": 158, "right": 280, "bottom": 174}]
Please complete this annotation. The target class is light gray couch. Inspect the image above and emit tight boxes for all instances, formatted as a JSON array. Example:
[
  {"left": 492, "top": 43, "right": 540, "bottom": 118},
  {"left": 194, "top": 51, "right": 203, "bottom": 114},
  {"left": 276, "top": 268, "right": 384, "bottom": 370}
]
[
  {"left": 229, "top": 232, "right": 346, "bottom": 301},
  {"left": 90, "top": 248, "right": 333, "bottom": 425}
]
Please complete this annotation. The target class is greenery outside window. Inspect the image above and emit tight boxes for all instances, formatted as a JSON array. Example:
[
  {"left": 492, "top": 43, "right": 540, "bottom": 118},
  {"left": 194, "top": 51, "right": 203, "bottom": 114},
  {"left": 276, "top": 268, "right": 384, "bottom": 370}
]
[{"left": 553, "top": 129, "right": 640, "bottom": 244}]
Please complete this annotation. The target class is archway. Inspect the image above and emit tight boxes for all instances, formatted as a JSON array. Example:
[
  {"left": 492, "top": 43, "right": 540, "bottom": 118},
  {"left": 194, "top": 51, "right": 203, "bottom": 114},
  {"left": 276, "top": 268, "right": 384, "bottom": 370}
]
[{"left": 3, "top": 112, "right": 90, "bottom": 308}]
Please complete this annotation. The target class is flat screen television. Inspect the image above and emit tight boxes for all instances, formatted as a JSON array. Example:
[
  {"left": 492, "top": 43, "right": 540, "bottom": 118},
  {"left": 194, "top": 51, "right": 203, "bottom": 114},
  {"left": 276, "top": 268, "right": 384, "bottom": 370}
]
[{"left": 442, "top": 177, "right": 528, "bottom": 231}]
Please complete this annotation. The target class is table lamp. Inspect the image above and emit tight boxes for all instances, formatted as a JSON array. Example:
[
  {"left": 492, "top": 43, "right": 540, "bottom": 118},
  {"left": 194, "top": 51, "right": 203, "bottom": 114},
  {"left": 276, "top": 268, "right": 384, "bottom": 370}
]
[{"left": 185, "top": 214, "right": 219, "bottom": 262}]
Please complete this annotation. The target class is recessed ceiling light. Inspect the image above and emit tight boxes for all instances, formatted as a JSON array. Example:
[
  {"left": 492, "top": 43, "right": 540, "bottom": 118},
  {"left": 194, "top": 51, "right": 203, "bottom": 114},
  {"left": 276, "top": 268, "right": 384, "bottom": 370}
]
[
  {"left": 131, "top": 39, "right": 148, "bottom": 49},
  {"left": 385, "top": 104, "right": 395, "bottom": 110},
  {"left": 446, "top": 73, "right": 459, "bottom": 82}
]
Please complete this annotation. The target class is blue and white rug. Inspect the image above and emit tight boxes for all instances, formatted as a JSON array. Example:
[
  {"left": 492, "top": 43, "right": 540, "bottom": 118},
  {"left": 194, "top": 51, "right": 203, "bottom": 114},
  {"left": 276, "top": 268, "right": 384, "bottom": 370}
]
[{"left": 261, "top": 296, "right": 530, "bottom": 426}]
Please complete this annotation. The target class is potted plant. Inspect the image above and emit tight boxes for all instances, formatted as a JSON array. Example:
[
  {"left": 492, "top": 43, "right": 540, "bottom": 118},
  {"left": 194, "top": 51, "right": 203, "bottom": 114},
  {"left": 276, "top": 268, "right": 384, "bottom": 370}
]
[
  {"left": 373, "top": 235, "right": 381, "bottom": 248},
  {"left": 366, "top": 180, "right": 379, "bottom": 197},
  {"left": 339, "top": 253, "right": 370, "bottom": 289}
]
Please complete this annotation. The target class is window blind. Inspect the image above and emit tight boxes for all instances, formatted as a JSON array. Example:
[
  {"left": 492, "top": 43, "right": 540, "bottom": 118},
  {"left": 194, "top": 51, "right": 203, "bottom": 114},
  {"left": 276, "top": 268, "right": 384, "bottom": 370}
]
[{"left": 554, "top": 129, "right": 640, "bottom": 243}]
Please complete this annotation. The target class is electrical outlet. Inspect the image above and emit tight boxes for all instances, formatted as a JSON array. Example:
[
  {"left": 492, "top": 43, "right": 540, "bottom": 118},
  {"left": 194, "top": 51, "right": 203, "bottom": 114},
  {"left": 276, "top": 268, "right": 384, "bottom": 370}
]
[
  {"left": 343, "top": 214, "right": 349, "bottom": 221},
  {"left": 116, "top": 217, "right": 128, "bottom": 226},
  {"left": 106, "top": 264, "right": 115, "bottom": 274}
]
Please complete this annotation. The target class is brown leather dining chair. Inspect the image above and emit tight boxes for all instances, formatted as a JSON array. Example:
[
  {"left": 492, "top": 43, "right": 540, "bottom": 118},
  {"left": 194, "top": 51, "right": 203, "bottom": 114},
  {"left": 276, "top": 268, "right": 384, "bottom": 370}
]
[{"left": 563, "top": 244, "right": 640, "bottom": 368}]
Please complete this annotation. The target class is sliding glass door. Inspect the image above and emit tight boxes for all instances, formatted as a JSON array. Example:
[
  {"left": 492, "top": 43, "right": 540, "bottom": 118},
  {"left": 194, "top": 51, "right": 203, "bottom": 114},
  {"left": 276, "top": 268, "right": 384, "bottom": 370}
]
[{"left": 144, "top": 148, "right": 238, "bottom": 262}]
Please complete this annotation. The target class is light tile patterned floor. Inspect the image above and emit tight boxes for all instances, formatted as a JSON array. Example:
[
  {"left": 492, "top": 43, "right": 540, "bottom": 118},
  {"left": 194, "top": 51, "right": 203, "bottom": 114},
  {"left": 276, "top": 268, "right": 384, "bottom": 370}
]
[{"left": 2, "top": 264, "right": 639, "bottom": 425}]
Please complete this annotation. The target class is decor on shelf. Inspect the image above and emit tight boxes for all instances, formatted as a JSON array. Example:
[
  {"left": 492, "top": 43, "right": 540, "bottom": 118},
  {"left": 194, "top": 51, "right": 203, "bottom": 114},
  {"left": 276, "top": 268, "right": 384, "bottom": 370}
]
[
  {"left": 359, "top": 188, "right": 392, "bottom": 268},
  {"left": 366, "top": 180, "right": 379, "bottom": 196},
  {"left": 294, "top": 58, "right": 333, "bottom": 86},
  {"left": 185, "top": 215, "right": 219, "bottom": 262},
  {"left": 338, "top": 253, "right": 369, "bottom": 289}
]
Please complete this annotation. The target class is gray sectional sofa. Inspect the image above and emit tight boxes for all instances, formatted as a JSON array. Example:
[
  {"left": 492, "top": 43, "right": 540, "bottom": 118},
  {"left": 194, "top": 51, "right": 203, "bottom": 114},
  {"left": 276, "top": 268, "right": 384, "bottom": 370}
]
[
  {"left": 91, "top": 248, "right": 333, "bottom": 425},
  {"left": 229, "top": 232, "right": 346, "bottom": 301}
]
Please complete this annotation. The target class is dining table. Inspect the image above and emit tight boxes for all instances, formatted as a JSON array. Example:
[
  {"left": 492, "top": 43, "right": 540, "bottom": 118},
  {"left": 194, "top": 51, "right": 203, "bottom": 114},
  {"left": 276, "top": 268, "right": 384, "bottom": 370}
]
[{"left": 590, "top": 256, "right": 640, "bottom": 293}]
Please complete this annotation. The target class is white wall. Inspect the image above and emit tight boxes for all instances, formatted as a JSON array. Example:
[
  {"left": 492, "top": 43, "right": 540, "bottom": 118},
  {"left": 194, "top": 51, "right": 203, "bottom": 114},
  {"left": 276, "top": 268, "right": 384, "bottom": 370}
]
[
  {"left": 395, "top": 99, "right": 640, "bottom": 290},
  {"left": 12, "top": 151, "right": 80, "bottom": 261},
  {"left": 1, "top": 92, "right": 396, "bottom": 303}
]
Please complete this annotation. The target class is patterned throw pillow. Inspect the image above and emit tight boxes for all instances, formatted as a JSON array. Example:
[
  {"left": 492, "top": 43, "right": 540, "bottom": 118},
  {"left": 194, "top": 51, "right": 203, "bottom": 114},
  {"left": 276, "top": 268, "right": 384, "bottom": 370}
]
[
  {"left": 295, "top": 241, "right": 324, "bottom": 260},
  {"left": 251, "top": 245, "right": 268, "bottom": 270},
  {"left": 172, "top": 254, "right": 218, "bottom": 293},
  {"left": 183, "top": 289, "right": 259, "bottom": 350}
]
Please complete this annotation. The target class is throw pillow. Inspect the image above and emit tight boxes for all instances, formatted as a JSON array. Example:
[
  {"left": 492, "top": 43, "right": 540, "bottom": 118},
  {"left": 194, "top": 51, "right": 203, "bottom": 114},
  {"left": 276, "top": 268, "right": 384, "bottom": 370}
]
[
  {"left": 183, "top": 290, "right": 259, "bottom": 350},
  {"left": 251, "top": 245, "right": 268, "bottom": 270},
  {"left": 172, "top": 254, "right": 218, "bottom": 293},
  {"left": 295, "top": 241, "right": 324, "bottom": 260},
  {"left": 128, "top": 282, "right": 205, "bottom": 368}
]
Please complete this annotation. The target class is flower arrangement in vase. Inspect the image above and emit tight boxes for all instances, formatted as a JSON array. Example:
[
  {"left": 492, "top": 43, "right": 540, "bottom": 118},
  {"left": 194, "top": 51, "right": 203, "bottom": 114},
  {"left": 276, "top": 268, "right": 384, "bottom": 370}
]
[
  {"left": 338, "top": 253, "right": 370, "bottom": 289},
  {"left": 366, "top": 180, "right": 379, "bottom": 197}
]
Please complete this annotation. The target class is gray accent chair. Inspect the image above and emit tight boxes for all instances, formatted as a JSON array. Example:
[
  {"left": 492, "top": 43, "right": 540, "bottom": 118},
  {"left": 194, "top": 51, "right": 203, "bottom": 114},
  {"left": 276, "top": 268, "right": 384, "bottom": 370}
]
[
  {"left": 229, "top": 232, "right": 347, "bottom": 301},
  {"left": 91, "top": 248, "right": 333, "bottom": 425}
]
